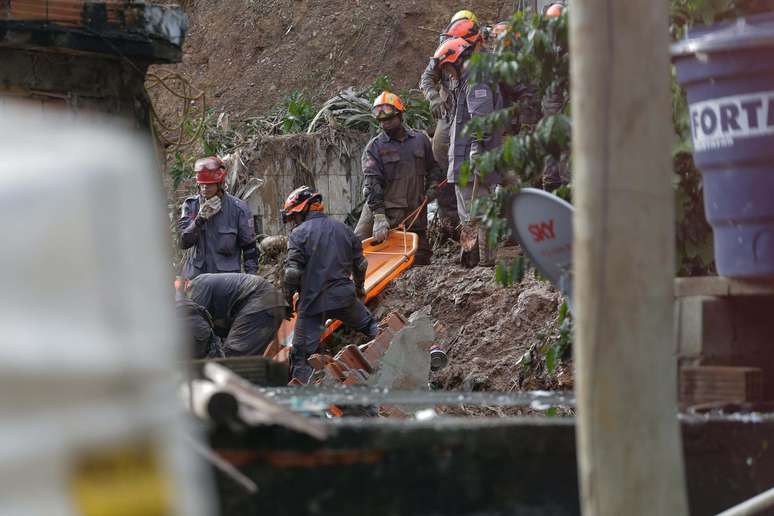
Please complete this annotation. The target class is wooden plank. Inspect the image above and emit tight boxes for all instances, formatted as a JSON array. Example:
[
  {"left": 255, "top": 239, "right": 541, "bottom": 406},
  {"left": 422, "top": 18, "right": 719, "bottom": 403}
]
[
  {"left": 675, "top": 276, "right": 774, "bottom": 298},
  {"left": 680, "top": 366, "right": 763, "bottom": 405}
]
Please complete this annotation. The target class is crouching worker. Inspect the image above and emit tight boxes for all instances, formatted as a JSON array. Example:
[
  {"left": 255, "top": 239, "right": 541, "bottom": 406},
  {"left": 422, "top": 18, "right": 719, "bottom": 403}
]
[
  {"left": 176, "top": 292, "right": 224, "bottom": 359},
  {"left": 282, "top": 186, "right": 378, "bottom": 383},
  {"left": 186, "top": 273, "right": 287, "bottom": 357}
]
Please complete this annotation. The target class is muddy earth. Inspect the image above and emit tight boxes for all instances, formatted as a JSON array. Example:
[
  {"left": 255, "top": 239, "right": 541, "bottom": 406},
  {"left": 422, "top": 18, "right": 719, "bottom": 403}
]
[
  {"left": 150, "top": 0, "right": 518, "bottom": 121},
  {"left": 370, "top": 240, "right": 573, "bottom": 396}
]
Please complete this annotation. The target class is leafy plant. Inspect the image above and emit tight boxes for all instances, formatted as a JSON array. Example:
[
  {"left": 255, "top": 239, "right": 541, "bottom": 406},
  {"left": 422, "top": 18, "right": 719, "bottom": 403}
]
[
  {"left": 280, "top": 92, "right": 316, "bottom": 134},
  {"left": 543, "top": 301, "right": 572, "bottom": 375},
  {"left": 168, "top": 151, "right": 194, "bottom": 189},
  {"left": 306, "top": 75, "right": 433, "bottom": 134}
]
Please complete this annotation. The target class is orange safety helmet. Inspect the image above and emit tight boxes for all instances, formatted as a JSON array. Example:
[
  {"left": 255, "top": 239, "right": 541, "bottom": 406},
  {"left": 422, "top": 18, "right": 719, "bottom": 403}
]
[
  {"left": 433, "top": 37, "right": 473, "bottom": 67},
  {"left": 546, "top": 3, "right": 563, "bottom": 17},
  {"left": 194, "top": 156, "right": 226, "bottom": 184},
  {"left": 281, "top": 186, "right": 323, "bottom": 223},
  {"left": 371, "top": 91, "right": 405, "bottom": 120},
  {"left": 442, "top": 18, "right": 481, "bottom": 43}
]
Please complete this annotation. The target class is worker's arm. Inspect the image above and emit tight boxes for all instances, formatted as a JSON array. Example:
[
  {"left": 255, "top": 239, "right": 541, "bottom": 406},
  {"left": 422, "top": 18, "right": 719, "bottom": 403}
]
[
  {"left": 351, "top": 232, "right": 368, "bottom": 299},
  {"left": 178, "top": 198, "right": 202, "bottom": 249},
  {"left": 466, "top": 81, "right": 497, "bottom": 163},
  {"left": 283, "top": 229, "right": 306, "bottom": 307},
  {"left": 236, "top": 204, "right": 259, "bottom": 274},
  {"left": 423, "top": 134, "right": 444, "bottom": 191},
  {"left": 361, "top": 141, "right": 387, "bottom": 215},
  {"left": 419, "top": 57, "right": 442, "bottom": 102}
]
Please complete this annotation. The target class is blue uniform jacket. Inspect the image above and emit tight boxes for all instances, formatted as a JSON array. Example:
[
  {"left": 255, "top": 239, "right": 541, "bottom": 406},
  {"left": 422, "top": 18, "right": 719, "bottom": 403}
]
[
  {"left": 178, "top": 192, "right": 258, "bottom": 279},
  {"left": 286, "top": 212, "right": 364, "bottom": 316}
]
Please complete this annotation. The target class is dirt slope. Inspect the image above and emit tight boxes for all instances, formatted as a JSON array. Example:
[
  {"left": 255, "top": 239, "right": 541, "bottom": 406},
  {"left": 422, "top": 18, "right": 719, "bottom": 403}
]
[
  {"left": 371, "top": 242, "right": 573, "bottom": 394},
  {"left": 155, "top": 0, "right": 572, "bottom": 395},
  {"left": 151, "top": 0, "right": 515, "bottom": 119}
]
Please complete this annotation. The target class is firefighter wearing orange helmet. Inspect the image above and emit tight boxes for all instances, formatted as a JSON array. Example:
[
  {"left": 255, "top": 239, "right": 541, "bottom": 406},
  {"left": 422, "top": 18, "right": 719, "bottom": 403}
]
[
  {"left": 434, "top": 36, "right": 504, "bottom": 267},
  {"left": 353, "top": 91, "right": 444, "bottom": 265},
  {"left": 177, "top": 156, "right": 259, "bottom": 279},
  {"left": 418, "top": 10, "right": 482, "bottom": 229}
]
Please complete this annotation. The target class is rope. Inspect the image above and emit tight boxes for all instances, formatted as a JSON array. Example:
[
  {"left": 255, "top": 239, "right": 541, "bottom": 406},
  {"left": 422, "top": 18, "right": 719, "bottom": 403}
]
[
  {"left": 395, "top": 179, "right": 449, "bottom": 231},
  {"left": 69, "top": 24, "right": 207, "bottom": 151}
]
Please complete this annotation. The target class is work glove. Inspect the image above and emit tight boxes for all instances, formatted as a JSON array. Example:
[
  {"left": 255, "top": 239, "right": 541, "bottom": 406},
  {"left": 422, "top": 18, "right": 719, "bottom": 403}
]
[
  {"left": 197, "top": 196, "right": 221, "bottom": 221},
  {"left": 428, "top": 93, "right": 446, "bottom": 121},
  {"left": 355, "top": 283, "right": 366, "bottom": 301},
  {"left": 373, "top": 213, "right": 390, "bottom": 243}
]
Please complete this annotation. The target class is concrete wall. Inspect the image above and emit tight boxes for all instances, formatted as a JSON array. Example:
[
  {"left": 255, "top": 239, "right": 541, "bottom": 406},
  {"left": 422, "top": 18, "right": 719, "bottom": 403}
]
[
  {"left": 0, "top": 48, "right": 152, "bottom": 127},
  {"left": 237, "top": 131, "right": 369, "bottom": 236}
]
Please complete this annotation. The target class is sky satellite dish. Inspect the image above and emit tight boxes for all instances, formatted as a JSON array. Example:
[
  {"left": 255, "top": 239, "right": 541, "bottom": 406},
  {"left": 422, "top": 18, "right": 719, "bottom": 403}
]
[{"left": 507, "top": 188, "right": 574, "bottom": 307}]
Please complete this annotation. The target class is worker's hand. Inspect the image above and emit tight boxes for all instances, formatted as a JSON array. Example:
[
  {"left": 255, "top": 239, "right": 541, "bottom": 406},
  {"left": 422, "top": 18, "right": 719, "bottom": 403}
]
[
  {"left": 429, "top": 94, "right": 446, "bottom": 121},
  {"left": 373, "top": 213, "right": 389, "bottom": 243},
  {"left": 355, "top": 284, "right": 366, "bottom": 301},
  {"left": 197, "top": 196, "right": 221, "bottom": 221},
  {"left": 284, "top": 305, "right": 294, "bottom": 321}
]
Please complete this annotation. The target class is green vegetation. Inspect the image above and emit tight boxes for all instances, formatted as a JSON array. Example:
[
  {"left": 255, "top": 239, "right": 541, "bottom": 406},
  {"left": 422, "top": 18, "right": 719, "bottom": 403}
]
[{"left": 461, "top": 1, "right": 770, "bottom": 375}]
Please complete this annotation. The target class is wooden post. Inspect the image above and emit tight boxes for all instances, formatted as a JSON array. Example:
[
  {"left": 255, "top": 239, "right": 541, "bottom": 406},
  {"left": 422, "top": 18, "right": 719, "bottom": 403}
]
[{"left": 569, "top": 1, "right": 689, "bottom": 515}]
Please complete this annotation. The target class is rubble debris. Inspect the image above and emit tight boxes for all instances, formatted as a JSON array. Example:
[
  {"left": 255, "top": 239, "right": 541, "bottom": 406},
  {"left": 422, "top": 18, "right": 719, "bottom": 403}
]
[
  {"left": 369, "top": 309, "right": 435, "bottom": 391},
  {"left": 203, "top": 363, "right": 329, "bottom": 440}
]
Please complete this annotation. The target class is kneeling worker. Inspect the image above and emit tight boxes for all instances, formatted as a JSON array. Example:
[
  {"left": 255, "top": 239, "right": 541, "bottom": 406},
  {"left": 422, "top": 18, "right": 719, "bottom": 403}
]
[
  {"left": 186, "top": 273, "right": 287, "bottom": 357},
  {"left": 282, "top": 186, "right": 378, "bottom": 383}
]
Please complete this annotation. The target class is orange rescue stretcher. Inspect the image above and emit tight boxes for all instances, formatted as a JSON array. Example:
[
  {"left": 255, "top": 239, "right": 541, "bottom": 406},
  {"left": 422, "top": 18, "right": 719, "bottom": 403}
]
[{"left": 262, "top": 230, "right": 418, "bottom": 361}]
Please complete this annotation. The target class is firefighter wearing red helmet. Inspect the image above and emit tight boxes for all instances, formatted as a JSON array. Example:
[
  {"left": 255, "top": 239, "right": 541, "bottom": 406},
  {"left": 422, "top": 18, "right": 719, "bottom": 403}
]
[{"left": 177, "top": 156, "right": 259, "bottom": 279}]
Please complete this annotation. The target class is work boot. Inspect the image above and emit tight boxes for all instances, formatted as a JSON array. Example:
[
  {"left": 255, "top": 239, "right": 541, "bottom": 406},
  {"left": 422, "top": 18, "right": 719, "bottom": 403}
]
[
  {"left": 477, "top": 225, "right": 495, "bottom": 267},
  {"left": 459, "top": 222, "right": 479, "bottom": 268}
]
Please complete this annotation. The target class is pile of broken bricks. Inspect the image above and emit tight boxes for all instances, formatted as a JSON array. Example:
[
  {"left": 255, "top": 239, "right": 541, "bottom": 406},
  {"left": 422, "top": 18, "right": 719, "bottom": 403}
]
[{"left": 290, "top": 311, "right": 448, "bottom": 417}]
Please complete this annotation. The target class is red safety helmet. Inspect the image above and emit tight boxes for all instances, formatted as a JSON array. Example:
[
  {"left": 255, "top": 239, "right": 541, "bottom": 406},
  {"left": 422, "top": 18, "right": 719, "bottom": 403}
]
[
  {"left": 546, "top": 3, "right": 563, "bottom": 17},
  {"left": 372, "top": 91, "right": 406, "bottom": 120},
  {"left": 433, "top": 37, "right": 473, "bottom": 67},
  {"left": 194, "top": 156, "right": 226, "bottom": 184},
  {"left": 443, "top": 18, "right": 481, "bottom": 44},
  {"left": 282, "top": 186, "right": 323, "bottom": 223}
]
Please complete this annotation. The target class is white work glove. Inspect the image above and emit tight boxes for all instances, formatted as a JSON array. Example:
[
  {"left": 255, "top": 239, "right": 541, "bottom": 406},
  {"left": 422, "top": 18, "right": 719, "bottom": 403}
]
[
  {"left": 373, "top": 213, "right": 390, "bottom": 243},
  {"left": 197, "top": 196, "right": 221, "bottom": 221}
]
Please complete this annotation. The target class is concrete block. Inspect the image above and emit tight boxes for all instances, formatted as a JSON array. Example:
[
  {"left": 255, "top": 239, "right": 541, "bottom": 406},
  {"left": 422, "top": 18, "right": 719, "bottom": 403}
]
[{"left": 369, "top": 310, "right": 435, "bottom": 393}]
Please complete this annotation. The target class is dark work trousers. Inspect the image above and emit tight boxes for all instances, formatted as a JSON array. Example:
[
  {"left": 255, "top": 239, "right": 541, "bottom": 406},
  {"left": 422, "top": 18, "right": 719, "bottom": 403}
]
[
  {"left": 431, "top": 118, "right": 459, "bottom": 225},
  {"left": 223, "top": 298, "right": 284, "bottom": 357},
  {"left": 290, "top": 300, "right": 378, "bottom": 383}
]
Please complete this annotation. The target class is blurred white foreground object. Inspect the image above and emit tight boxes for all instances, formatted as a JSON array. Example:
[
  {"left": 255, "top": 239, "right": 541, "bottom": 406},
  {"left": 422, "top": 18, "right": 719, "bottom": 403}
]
[{"left": 0, "top": 105, "right": 214, "bottom": 516}]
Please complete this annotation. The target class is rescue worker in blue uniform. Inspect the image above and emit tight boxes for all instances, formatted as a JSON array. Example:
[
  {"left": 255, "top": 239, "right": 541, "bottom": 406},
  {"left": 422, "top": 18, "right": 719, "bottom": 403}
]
[
  {"left": 419, "top": 11, "right": 481, "bottom": 228},
  {"left": 282, "top": 186, "right": 378, "bottom": 383},
  {"left": 435, "top": 36, "right": 504, "bottom": 267},
  {"left": 186, "top": 273, "right": 287, "bottom": 357},
  {"left": 353, "top": 91, "right": 444, "bottom": 265},
  {"left": 175, "top": 291, "right": 223, "bottom": 359},
  {"left": 177, "top": 156, "right": 259, "bottom": 279}
]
